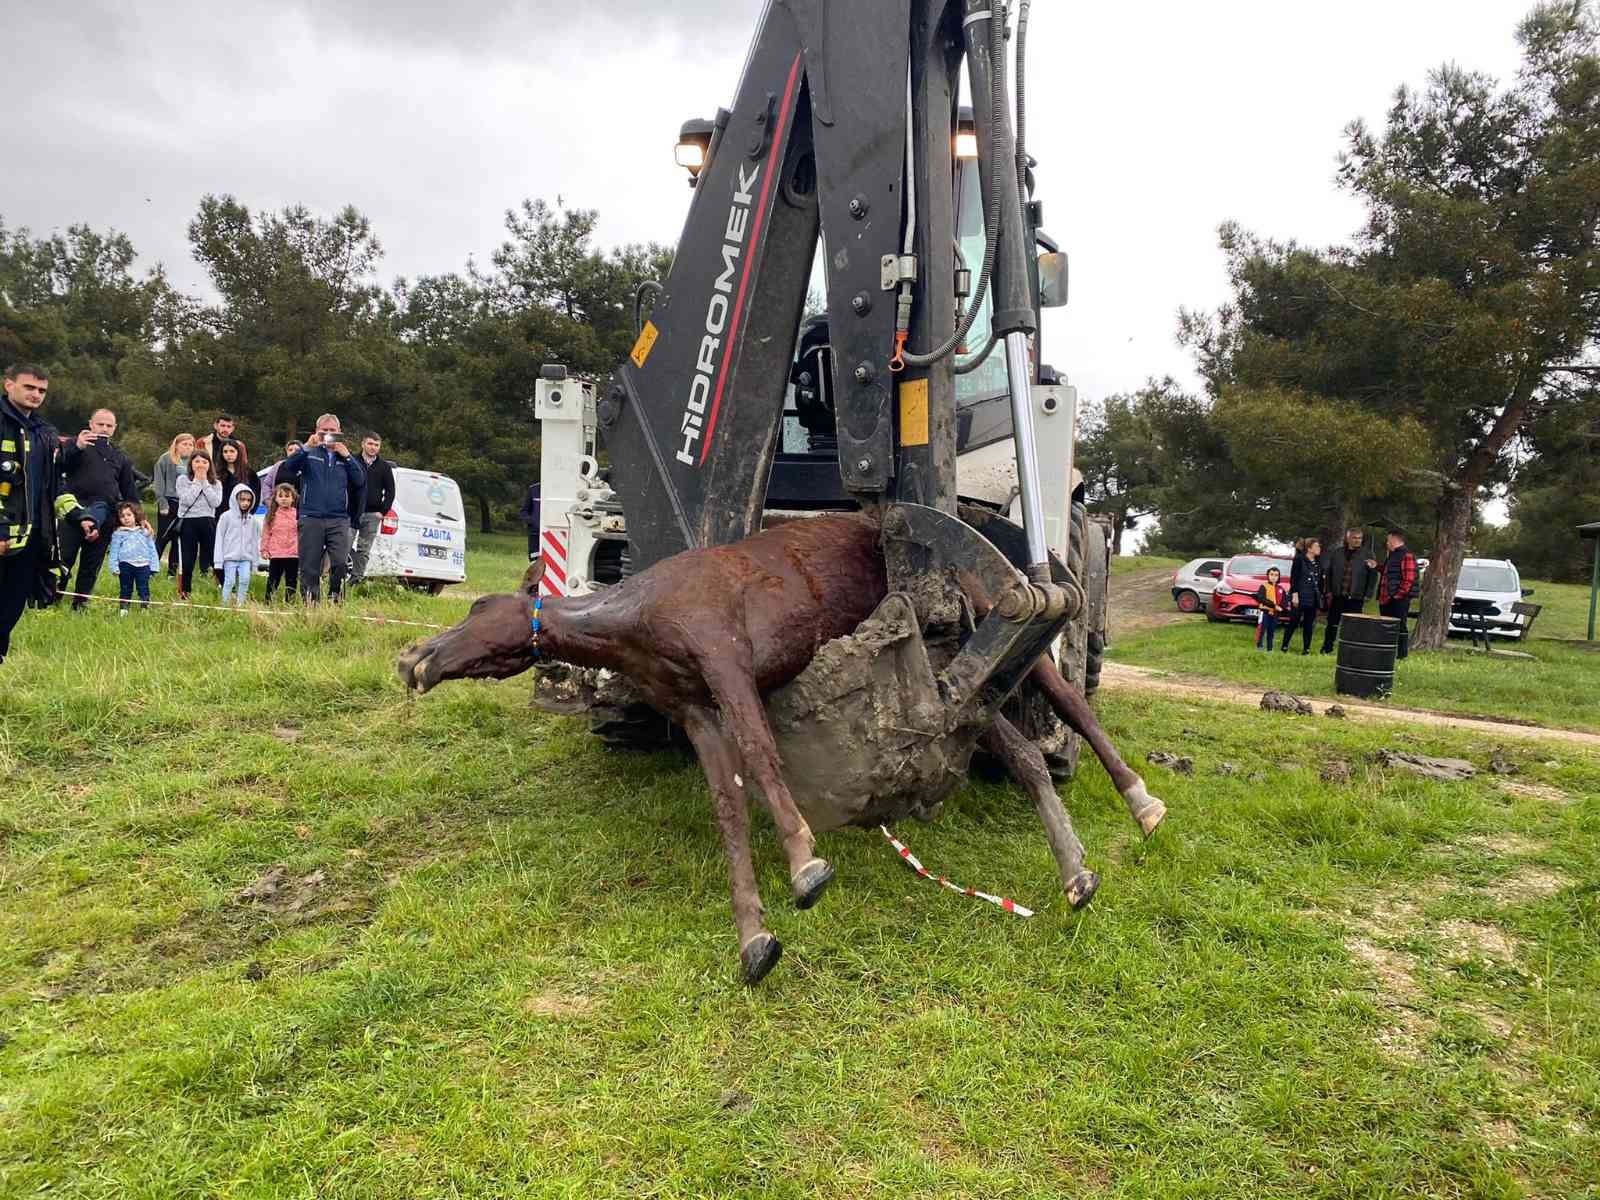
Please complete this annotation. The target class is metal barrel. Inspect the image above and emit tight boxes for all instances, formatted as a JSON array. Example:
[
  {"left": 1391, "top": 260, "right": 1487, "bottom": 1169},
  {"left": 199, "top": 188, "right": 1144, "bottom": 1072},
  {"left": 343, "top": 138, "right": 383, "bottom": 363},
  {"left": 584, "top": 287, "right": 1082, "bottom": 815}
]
[{"left": 1335, "top": 614, "right": 1400, "bottom": 698}]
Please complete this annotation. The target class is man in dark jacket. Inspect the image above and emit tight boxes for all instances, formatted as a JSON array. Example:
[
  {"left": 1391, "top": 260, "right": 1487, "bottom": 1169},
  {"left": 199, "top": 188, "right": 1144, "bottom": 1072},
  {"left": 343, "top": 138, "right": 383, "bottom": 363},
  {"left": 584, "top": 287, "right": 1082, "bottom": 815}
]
[
  {"left": 349, "top": 432, "right": 396, "bottom": 586},
  {"left": 1, "top": 364, "right": 94, "bottom": 664},
  {"left": 519, "top": 482, "right": 541, "bottom": 561},
  {"left": 57, "top": 407, "right": 140, "bottom": 610},
  {"left": 1320, "top": 527, "right": 1379, "bottom": 654},
  {"left": 1378, "top": 526, "right": 1419, "bottom": 659},
  {"left": 276, "top": 413, "right": 365, "bottom": 604}
]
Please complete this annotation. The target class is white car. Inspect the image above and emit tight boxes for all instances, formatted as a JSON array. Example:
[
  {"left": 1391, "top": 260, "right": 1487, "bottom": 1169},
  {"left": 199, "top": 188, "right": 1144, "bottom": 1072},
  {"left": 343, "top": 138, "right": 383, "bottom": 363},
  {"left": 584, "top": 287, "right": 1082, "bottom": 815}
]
[
  {"left": 254, "top": 464, "right": 468, "bottom": 593},
  {"left": 1448, "top": 557, "right": 1530, "bottom": 639},
  {"left": 1171, "top": 556, "right": 1227, "bottom": 613}
]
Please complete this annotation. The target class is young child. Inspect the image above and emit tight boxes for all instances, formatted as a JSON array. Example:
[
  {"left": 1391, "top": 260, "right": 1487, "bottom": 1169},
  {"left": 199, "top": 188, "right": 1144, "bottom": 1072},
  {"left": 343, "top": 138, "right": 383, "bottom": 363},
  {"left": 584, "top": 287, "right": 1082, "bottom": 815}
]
[
  {"left": 261, "top": 483, "right": 301, "bottom": 602},
  {"left": 106, "top": 501, "right": 159, "bottom": 614},
  {"left": 212, "top": 483, "right": 261, "bottom": 607},
  {"left": 1255, "top": 566, "right": 1286, "bottom": 651}
]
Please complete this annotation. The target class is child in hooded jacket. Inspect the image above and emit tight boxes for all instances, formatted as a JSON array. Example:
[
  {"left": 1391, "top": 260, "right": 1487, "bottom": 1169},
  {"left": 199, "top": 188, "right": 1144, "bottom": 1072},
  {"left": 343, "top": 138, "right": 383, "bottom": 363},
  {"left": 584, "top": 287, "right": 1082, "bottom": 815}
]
[
  {"left": 261, "top": 483, "right": 301, "bottom": 602},
  {"left": 213, "top": 483, "right": 261, "bottom": 606}
]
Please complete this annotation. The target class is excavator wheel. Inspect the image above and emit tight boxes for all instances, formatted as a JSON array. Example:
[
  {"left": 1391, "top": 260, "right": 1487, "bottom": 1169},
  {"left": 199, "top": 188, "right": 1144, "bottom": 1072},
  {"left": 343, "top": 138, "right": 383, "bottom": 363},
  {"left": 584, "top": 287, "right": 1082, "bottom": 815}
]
[{"left": 1074, "top": 502, "right": 1111, "bottom": 698}]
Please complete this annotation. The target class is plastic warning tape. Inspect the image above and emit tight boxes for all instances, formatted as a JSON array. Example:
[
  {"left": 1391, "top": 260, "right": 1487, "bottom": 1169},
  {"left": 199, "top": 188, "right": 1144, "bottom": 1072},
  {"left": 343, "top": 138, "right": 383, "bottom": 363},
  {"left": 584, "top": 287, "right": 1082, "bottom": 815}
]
[
  {"left": 879, "top": 825, "right": 1035, "bottom": 917},
  {"left": 57, "top": 590, "right": 446, "bottom": 631}
]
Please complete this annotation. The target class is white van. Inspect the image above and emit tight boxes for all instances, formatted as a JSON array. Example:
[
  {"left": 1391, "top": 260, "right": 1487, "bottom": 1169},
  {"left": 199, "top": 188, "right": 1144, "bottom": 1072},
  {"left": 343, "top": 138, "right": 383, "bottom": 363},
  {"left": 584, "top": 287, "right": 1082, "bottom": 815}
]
[
  {"left": 255, "top": 464, "right": 467, "bottom": 593},
  {"left": 1448, "top": 557, "right": 1529, "bottom": 639},
  {"left": 368, "top": 467, "right": 467, "bottom": 593}
]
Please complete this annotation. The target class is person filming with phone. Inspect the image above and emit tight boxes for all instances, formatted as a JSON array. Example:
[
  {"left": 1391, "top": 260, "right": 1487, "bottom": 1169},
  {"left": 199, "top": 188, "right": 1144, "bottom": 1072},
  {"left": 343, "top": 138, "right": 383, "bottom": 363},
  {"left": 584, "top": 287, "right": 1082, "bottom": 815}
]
[
  {"left": 276, "top": 413, "right": 365, "bottom": 604},
  {"left": 57, "top": 407, "right": 141, "bottom": 610}
]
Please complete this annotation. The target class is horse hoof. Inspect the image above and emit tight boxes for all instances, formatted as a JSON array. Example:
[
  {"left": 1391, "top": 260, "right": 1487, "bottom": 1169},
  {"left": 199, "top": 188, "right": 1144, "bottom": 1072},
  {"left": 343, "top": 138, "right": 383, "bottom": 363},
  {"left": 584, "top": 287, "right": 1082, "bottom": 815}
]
[
  {"left": 792, "top": 858, "right": 834, "bottom": 910},
  {"left": 1066, "top": 869, "right": 1100, "bottom": 910},
  {"left": 740, "top": 932, "right": 783, "bottom": 984},
  {"left": 1137, "top": 798, "right": 1167, "bottom": 839}
]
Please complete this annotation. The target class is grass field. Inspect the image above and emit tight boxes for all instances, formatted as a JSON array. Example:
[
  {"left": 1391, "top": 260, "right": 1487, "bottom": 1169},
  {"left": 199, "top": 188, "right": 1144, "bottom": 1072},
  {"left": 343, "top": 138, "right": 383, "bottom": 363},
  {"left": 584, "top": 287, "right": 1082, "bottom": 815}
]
[
  {"left": 3, "top": 533, "right": 1598, "bottom": 1197},
  {"left": 1110, "top": 553, "right": 1184, "bottom": 577},
  {"left": 1108, "top": 575, "right": 1600, "bottom": 736}
]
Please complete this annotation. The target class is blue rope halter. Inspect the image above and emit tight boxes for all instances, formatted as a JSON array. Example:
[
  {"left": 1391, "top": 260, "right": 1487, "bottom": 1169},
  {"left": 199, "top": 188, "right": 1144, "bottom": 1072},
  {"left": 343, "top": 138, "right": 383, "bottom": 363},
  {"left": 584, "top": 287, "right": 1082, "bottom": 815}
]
[{"left": 529, "top": 594, "right": 543, "bottom": 660}]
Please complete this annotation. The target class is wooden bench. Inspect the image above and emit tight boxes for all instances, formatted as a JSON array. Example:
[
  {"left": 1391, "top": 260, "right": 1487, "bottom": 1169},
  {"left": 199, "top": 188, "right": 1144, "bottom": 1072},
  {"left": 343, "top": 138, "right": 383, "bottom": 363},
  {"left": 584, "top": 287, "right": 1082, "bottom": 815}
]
[
  {"left": 1508, "top": 600, "right": 1542, "bottom": 640},
  {"left": 1451, "top": 598, "right": 1540, "bottom": 650}
]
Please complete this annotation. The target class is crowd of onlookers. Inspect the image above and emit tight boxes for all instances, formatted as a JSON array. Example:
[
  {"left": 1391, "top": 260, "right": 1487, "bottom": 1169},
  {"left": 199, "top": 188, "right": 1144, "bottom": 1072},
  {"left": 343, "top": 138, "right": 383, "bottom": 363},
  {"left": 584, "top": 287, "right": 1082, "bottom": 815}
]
[
  {"left": 1250, "top": 526, "right": 1420, "bottom": 660},
  {"left": 3, "top": 362, "right": 401, "bottom": 668},
  {"left": 98, "top": 411, "right": 397, "bottom": 609}
]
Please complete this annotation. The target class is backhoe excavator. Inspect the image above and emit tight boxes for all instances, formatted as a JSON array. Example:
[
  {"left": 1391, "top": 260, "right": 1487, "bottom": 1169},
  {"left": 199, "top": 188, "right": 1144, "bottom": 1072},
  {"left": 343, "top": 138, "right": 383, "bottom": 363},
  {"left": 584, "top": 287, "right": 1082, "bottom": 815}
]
[{"left": 530, "top": 0, "right": 1114, "bottom": 820}]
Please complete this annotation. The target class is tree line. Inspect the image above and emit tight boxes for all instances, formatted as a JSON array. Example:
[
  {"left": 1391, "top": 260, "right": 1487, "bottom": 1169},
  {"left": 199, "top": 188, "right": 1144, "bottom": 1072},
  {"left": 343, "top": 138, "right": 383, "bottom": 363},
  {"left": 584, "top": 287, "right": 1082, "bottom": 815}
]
[
  {"left": 1078, "top": 1, "right": 1600, "bottom": 649},
  {"left": 0, "top": 197, "right": 670, "bottom": 532},
  {"left": 5, "top": 4, "right": 1595, "bottom": 653}
]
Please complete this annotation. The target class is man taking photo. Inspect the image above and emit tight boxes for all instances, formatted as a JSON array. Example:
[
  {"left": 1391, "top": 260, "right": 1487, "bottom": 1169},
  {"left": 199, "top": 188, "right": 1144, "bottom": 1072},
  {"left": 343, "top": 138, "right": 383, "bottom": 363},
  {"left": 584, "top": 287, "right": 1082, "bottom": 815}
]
[
  {"left": 276, "top": 414, "right": 365, "bottom": 604},
  {"left": 57, "top": 407, "right": 141, "bottom": 610},
  {"left": 1, "top": 364, "right": 94, "bottom": 665},
  {"left": 349, "top": 432, "right": 395, "bottom": 587}
]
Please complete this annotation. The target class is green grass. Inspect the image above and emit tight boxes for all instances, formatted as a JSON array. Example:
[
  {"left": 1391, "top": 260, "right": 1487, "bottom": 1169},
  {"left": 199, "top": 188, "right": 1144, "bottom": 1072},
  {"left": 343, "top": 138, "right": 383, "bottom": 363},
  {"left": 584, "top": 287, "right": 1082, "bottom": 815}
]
[
  {"left": 1513, "top": 578, "right": 1599, "bottom": 642},
  {"left": 1111, "top": 553, "right": 1185, "bottom": 577},
  {"left": 1109, "top": 577, "right": 1600, "bottom": 735},
  {"left": 2, "top": 542, "right": 1597, "bottom": 1198}
]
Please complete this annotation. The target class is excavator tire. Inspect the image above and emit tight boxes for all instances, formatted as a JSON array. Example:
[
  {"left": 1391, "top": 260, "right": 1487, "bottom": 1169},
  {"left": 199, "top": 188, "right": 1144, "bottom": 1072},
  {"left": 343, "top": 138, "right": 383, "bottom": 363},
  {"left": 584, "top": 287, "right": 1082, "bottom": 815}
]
[{"left": 1080, "top": 507, "right": 1111, "bottom": 697}]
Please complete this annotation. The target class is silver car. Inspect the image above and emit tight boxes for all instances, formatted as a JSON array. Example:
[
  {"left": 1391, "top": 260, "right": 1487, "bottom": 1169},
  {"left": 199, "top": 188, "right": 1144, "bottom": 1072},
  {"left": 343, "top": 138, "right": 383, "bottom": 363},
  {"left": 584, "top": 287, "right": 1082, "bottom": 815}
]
[{"left": 1171, "top": 556, "right": 1227, "bottom": 614}]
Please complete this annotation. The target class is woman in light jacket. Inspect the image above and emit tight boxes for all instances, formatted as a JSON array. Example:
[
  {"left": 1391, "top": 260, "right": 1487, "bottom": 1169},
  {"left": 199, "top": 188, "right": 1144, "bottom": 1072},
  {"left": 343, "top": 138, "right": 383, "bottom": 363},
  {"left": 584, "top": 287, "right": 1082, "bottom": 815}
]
[
  {"left": 174, "top": 450, "right": 222, "bottom": 601},
  {"left": 152, "top": 432, "right": 194, "bottom": 578}
]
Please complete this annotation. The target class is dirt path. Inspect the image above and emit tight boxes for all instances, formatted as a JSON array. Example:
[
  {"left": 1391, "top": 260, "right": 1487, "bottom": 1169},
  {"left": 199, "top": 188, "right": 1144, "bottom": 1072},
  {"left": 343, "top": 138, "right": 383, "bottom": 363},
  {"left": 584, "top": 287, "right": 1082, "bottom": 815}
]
[
  {"left": 1099, "top": 661, "right": 1600, "bottom": 750},
  {"left": 1111, "top": 567, "right": 1192, "bottom": 637}
]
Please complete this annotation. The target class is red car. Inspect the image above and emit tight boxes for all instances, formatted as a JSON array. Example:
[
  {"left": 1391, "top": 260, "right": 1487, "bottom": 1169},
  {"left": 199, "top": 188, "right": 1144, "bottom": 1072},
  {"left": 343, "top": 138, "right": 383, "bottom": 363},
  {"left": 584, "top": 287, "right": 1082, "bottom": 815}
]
[{"left": 1206, "top": 554, "right": 1294, "bottom": 623}]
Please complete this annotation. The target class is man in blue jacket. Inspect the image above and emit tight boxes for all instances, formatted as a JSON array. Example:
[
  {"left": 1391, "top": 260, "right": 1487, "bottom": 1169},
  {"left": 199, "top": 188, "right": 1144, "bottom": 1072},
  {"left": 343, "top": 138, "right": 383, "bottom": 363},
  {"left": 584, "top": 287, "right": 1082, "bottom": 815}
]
[{"left": 277, "top": 413, "right": 365, "bottom": 604}]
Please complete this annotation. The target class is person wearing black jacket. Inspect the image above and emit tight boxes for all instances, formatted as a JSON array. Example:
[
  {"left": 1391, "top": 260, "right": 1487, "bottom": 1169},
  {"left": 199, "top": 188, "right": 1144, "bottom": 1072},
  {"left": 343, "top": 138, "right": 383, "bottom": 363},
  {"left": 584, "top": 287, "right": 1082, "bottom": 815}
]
[
  {"left": 1319, "top": 528, "right": 1378, "bottom": 654},
  {"left": 57, "top": 407, "right": 140, "bottom": 610},
  {"left": 349, "top": 433, "right": 396, "bottom": 586},
  {"left": 1279, "top": 537, "right": 1325, "bottom": 655},
  {"left": 519, "top": 482, "right": 541, "bottom": 561},
  {"left": 1, "top": 365, "right": 94, "bottom": 664}
]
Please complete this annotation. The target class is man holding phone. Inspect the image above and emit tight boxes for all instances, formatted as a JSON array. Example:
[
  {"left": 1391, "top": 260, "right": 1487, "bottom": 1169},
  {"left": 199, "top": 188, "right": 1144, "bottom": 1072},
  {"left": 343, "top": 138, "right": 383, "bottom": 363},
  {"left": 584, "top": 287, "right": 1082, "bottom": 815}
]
[
  {"left": 58, "top": 407, "right": 140, "bottom": 610},
  {"left": 276, "top": 413, "right": 365, "bottom": 603}
]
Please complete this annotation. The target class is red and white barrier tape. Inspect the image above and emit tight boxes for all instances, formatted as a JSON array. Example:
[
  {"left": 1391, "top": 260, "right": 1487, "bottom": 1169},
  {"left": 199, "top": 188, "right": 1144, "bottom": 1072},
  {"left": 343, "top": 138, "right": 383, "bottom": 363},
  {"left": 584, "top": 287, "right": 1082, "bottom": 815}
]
[
  {"left": 879, "top": 825, "right": 1034, "bottom": 917},
  {"left": 57, "top": 590, "right": 445, "bottom": 631}
]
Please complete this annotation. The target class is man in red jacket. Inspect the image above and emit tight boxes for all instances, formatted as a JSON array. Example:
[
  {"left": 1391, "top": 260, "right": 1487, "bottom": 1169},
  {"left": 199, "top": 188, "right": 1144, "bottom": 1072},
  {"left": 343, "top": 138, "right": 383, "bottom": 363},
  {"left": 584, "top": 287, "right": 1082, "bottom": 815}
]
[{"left": 1377, "top": 526, "right": 1418, "bottom": 659}]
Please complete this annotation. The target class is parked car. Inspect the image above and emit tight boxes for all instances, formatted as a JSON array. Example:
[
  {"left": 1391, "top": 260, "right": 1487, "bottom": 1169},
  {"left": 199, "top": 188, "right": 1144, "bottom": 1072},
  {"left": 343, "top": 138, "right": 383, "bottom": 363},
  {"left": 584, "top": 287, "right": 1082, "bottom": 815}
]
[
  {"left": 254, "top": 464, "right": 468, "bottom": 594},
  {"left": 1171, "top": 557, "right": 1226, "bottom": 613},
  {"left": 1206, "top": 553, "right": 1294, "bottom": 623},
  {"left": 1448, "top": 557, "right": 1531, "bottom": 639}
]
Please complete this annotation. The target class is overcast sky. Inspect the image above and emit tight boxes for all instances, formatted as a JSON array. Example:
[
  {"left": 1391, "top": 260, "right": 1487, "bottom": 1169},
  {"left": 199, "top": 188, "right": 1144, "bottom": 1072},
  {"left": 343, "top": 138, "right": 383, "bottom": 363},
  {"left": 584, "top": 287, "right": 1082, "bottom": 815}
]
[{"left": 9, "top": 0, "right": 1529, "bottom": 408}]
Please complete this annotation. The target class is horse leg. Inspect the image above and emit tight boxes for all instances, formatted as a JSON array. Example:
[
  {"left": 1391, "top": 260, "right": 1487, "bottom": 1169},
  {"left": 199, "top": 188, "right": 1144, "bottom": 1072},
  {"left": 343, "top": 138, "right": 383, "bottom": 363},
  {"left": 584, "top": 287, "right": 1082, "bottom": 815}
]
[
  {"left": 984, "top": 712, "right": 1100, "bottom": 909},
  {"left": 680, "top": 707, "right": 782, "bottom": 984},
  {"left": 1030, "top": 658, "right": 1166, "bottom": 838},
  {"left": 701, "top": 659, "right": 833, "bottom": 911}
]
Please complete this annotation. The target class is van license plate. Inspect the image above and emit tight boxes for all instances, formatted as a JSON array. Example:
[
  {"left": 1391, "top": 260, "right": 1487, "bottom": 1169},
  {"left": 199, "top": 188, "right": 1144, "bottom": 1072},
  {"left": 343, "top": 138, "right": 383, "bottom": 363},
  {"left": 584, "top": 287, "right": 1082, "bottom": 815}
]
[{"left": 418, "top": 545, "right": 450, "bottom": 560}]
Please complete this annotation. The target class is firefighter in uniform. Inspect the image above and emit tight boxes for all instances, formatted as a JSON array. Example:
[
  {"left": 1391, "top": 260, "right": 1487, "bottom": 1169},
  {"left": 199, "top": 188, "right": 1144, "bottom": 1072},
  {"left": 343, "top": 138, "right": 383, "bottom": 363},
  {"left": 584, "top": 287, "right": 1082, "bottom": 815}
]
[{"left": 1, "top": 364, "right": 94, "bottom": 665}]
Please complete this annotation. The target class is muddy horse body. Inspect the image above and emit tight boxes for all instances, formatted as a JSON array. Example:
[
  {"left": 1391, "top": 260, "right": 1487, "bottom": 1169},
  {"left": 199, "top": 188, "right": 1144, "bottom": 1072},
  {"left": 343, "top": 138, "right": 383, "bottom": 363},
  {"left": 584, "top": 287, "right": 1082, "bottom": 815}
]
[{"left": 398, "top": 513, "right": 1163, "bottom": 982}]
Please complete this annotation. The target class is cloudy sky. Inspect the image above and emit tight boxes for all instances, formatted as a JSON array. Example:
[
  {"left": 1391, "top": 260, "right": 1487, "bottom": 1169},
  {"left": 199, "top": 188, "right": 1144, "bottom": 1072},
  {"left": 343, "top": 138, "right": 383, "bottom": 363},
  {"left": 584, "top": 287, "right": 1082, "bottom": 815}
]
[{"left": 10, "top": 0, "right": 1529, "bottom": 406}]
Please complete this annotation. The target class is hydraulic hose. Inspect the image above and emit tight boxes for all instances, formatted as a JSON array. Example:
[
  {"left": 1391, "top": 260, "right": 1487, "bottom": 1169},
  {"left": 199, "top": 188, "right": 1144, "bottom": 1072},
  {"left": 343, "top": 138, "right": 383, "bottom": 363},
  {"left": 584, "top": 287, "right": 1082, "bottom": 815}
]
[
  {"left": 896, "top": 0, "right": 1009, "bottom": 368},
  {"left": 1015, "top": 0, "right": 1030, "bottom": 200},
  {"left": 633, "top": 280, "right": 663, "bottom": 339}
]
